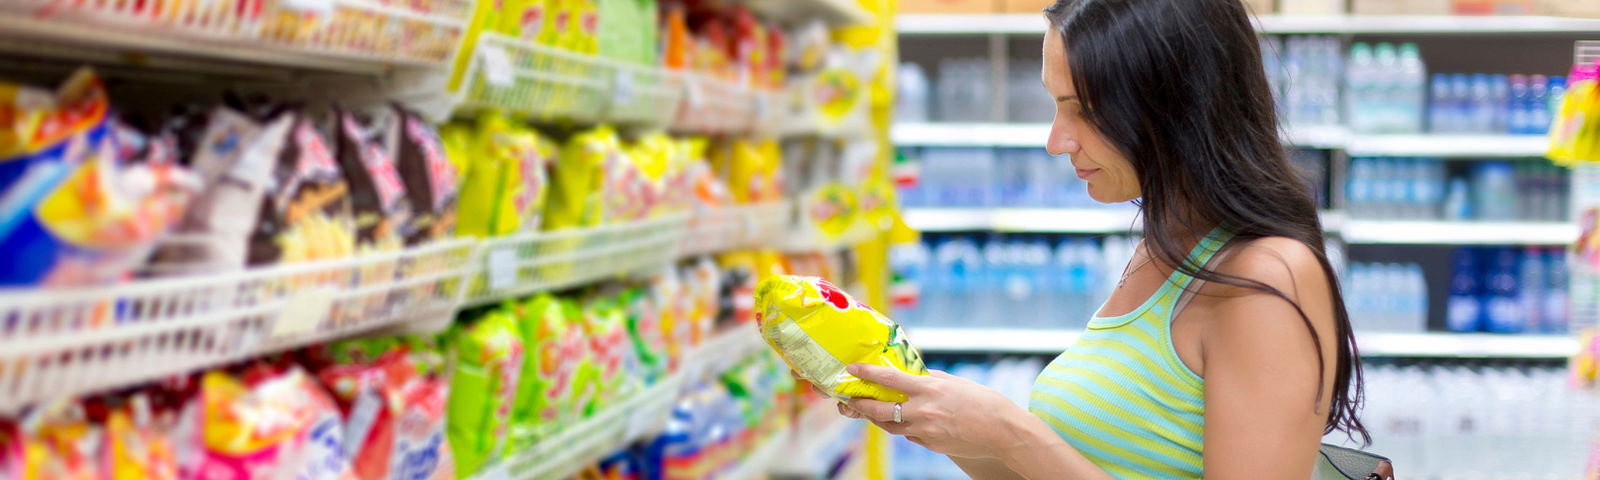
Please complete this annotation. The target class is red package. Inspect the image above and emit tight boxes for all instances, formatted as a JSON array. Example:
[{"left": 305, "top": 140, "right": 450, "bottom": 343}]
[{"left": 319, "top": 349, "right": 454, "bottom": 480}]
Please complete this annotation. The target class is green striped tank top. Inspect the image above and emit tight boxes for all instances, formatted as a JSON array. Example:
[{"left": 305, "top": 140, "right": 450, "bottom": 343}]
[{"left": 1028, "top": 227, "right": 1233, "bottom": 479}]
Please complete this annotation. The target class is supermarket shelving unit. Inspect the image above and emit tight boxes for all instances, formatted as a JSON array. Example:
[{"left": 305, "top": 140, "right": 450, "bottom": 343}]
[
  {"left": 896, "top": 13, "right": 1600, "bottom": 35},
  {"left": 470, "top": 325, "right": 772, "bottom": 480},
  {"left": 893, "top": 122, "right": 1553, "bottom": 157},
  {"left": 909, "top": 327, "right": 1580, "bottom": 358}
]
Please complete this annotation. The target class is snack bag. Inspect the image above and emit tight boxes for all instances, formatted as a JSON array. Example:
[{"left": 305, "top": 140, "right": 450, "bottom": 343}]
[
  {"left": 319, "top": 347, "right": 454, "bottom": 480},
  {"left": 5, "top": 401, "right": 100, "bottom": 480},
  {"left": 179, "top": 367, "right": 357, "bottom": 480},
  {"left": 622, "top": 286, "right": 668, "bottom": 384},
  {"left": 445, "top": 312, "right": 524, "bottom": 478},
  {"left": 481, "top": 115, "right": 551, "bottom": 235},
  {"left": 682, "top": 257, "right": 722, "bottom": 346},
  {"left": 449, "top": 122, "right": 497, "bottom": 239},
  {"left": 145, "top": 107, "right": 279, "bottom": 277},
  {"left": 754, "top": 275, "right": 929, "bottom": 403},
  {"left": 581, "top": 295, "right": 638, "bottom": 411},
  {"left": 566, "top": 0, "right": 599, "bottom": 54},
  {"left": 388, "top": 105, "right": 460, "bottom": 245},
  {"left": 333, "top": 108, "right": 411, "bottom": 251},
  {"left": 497, "top": 0, "right": 549, "bottom": 40},
  {"left": 509, "top": 294, "right": 585, "bottom": 445},
  {"left": 103, "top": 395, "right": 178, "bottom": 480},
  {"left": 544, "top": 126, "right": 610, "bottom": 230},
  {"left": 248, "top": 110, "right": 356, "bottom": 266}
]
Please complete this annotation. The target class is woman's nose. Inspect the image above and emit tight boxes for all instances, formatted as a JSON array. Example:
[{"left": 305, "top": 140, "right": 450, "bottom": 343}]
[{"left": 1047, "top": 128, "right": 1080, "bottom": 157}]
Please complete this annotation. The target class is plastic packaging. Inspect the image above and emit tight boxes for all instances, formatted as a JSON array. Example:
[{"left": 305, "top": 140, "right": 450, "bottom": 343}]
[
  {"left": 444, "top": 312, "right": 524, "bottom": 478},
  {"left": 754, "top": 275, "right": 929, "bottom": 403}
]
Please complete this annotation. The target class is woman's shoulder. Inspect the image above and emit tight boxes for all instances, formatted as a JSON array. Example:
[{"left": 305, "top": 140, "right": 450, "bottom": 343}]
[{"left": 1206, "top": 235, "right": 1331, "bottom": 301}]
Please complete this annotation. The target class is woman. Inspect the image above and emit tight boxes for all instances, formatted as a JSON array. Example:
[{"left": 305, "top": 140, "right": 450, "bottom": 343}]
[{"left": 833, "top": 0, "right": 1369, "bottom": 478}]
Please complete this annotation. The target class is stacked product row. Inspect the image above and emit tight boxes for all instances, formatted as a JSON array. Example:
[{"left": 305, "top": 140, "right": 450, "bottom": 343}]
[
  {"left": 569, "top": 351, "right": 795, "bottom": 480},
  {"left": 1345, "top": 158, "right": 1569, "bottom": 221},
  {"left": 1445, "top": 246, "right": 1570, "bottom": 334},
  {"left": 0, "top": 249, "right": 825, "bottom": 479},
  {"left": 890, "top": 235, "right": 1139, "bottom": 330},
  {"left": 0, "top": 66, "right": 790, "bottom": 290},
  {"left": 1327, "top": 364, "right": 1594, "bottom": 480},
  {"left": 895, "top": 147, "right": 1135, "bottom": 210}
]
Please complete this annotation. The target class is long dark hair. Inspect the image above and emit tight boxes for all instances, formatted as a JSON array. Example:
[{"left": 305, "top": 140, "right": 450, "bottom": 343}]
[{"left": 1044, "top": 0, "right": 1369, "bottom": 444}]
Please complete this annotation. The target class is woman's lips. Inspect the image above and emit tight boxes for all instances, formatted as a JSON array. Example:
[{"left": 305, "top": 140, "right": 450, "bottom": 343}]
[{"left": 1075, "top": 168, "right": 1099, "bottom": 180}]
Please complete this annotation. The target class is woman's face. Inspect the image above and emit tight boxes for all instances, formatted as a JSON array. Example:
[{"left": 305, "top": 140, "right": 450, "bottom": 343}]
[{"left": 1043, "top": 29, "right": 1140, "bottom": 203}]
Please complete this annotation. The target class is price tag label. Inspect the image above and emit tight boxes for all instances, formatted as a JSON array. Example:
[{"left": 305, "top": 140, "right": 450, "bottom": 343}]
[
  {"left": 624, "top": 407, "right": 658, "bottom": 439},
  {"left": 477, "top": 464, "right": 511, "bottom": 480},
  {"left": 481, "top": 46, "right": 516, "bottom": 87},
  {"left": 271, "top": 290, "right": 335, "bottom": 339},
  {"left": 280, "top": 0, "right": 333, "bottom": 15},
  {"left": 613, "top": 71, "right": 634, "bottom": 105},
  {"left": 488, "top": 248, "right": 517, "bottom": 290},
  {"left": 684, "top": 81, "right": 704, "bottom": 108}
]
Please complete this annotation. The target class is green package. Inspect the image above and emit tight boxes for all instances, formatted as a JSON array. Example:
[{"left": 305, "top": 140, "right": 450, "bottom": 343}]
[
  {"left": 510, "top": 294, "right": 586, "bottom": 446},
  {"left": 622, "top": 286, "right": 668, "bottom": 384},
  {"left": 446, "top": 311, "right": 525, "bottom": 478}
]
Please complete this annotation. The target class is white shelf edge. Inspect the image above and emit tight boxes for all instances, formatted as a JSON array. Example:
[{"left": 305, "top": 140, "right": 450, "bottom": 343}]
[
  {"left": 717, "top": 425, "right": 794, "bottom": 480},
  {"left": 909, "top": 328, "right": 1579, "bottom": 358},
  {"left": 904, "top": 208, "right": 1348, "bottom": 235},
  {"left": 1340, "top": 220, "right": 1577, "bottom": 245},
  {"left": 897, "top": 13, "right": 1600, "bottom": 35},
  {"left": 1344, "top": 134, "right": 1551, "bottom": 157},
  {"left": 894, "top": 123, "right": 1552, "bottom": 157}
]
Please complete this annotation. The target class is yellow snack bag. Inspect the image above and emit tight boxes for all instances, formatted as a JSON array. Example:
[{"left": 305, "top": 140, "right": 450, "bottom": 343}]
[
  {"left": 497, "top": 0, "right": 548, "bottom": 40},
  {"left": 544, "top": 126, "right": 611, "bottom": 230},
  {"left": 755, "top": 275, "right": 929, "bottom": 403}
]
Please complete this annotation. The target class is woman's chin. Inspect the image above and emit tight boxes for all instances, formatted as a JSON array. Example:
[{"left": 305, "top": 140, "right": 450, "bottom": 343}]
[{"left": 1085, "top": 186, "right": 1137, "bottom": 205}]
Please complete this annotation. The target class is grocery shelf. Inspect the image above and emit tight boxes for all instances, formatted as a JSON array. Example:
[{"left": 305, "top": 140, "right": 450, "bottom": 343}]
[
  {"left": 892, "top": 123, "right": 1051, "bottom": 147},
  {"left": 734, "top": 0, "right": 874, "bottom": 28},
  {"left": 460, "top": 215, "right": 691, "bottom": 308},
  {"left": 472, "top": 324, "right": 769, "bottom": 480},
  {"left": 1283, "top": 124, "right": 1352, "bottom": 149},
  {"left": 681, "top": 202, "right": 794, "bottom": 257},
  {"left": 1344, "top": 134, "right": 1551, "bottom": 157},
  {"left": 0, "top": 0, "right": 470, "bottom": 75},
  {"left": 0, "top": 203, "right": 796, "bottom": 414},
  {"left": 1355, "top": 332, "right": 1579, "bottom": 358},
  {"left": 0, "top": 238, "right": 478, "bottom": 415},
  {"left": 903, "top": 208, "right": 1142, "bottom": 234},
  {"left": 896, "top": 13, "right": 1600, "bottom": 35},
  {"left": 1340, "top": 219, "right": 1577, "bottom": 244},
  {"left": 909, "top": 328, "right": 1579, "bottom": 358},
  {"left": 769, "top": 399, "right": 867, "bottom": 478},
  {"left": 718, "top": 426, "right": 793, "bottom": 480}
]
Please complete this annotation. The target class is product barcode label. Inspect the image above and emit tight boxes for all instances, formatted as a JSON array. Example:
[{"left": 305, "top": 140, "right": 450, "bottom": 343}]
[
  {"left": 488, "top": 248, "right": 518, "bottom": 290},
  {"left": 482, "top": 46, "right": 516, "bottom": 87}
]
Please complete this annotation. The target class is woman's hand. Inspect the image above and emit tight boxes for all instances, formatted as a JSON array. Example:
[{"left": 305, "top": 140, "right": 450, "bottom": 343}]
[{"left": 836, "top": 363, "right": 1028, "bottom": 460}]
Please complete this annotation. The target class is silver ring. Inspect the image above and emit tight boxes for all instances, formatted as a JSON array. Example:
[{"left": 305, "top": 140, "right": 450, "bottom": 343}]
[{"left": 893, "top": 402, "right": 903, "bottom": 423}]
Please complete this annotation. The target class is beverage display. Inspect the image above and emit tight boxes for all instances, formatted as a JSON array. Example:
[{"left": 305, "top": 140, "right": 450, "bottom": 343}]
[
  {"left": 898, "top": 147, "right": 1132, "bottom": 210},
  {"left": 1344, "top": 158, "right": 1568, "bottom": 221},
  {"left": 1445, "top": 246, "right": 1570, "bottom": 334},
  {"left": 893, "top": 235, "right": 1137, "bottom": 330}
]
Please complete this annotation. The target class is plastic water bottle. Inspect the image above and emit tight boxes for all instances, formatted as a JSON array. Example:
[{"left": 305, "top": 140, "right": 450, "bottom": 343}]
[
  {"left": 930, "top": 237, "right": 981, "bottom": 327},
  {"left": 1447, "top": 248, "right": 1482, "bottom": 332},
  {"left": 1374, "top": 43, "right": 1400, "bottom": 132},
  {"left": 1016, "top": 239, "right": 1053, "bottom": 327},
  {"left": 1529, "top": 75, "right": 1551, "bottom": 134},
  {"left": 890, "top": 241, "right": 930, "bottom": 326},
  {"left": 1518, "top": 246, "right": 1546, "bottom": 332},
  {"left": 1468, "top": 74, "right": 1494, "bottom": 134},
  {"left": 1444, "top": 178, "right": 1472, "bottom": 221},
  {"left": 1484, "top": 247, "right": 1524, "bottom": 333},
  {"left": 1545, "top": 247, "right": 1569, "bottom": 334},
  {"left": 1406, "top": 263, "right": 1428, "bottom": 332},
  {"left": 1508, "top": 75, "right": 1531, "bottom": 134},
  {"left": 1397, "top": 43, "right": 1427, "bottom": 133},
  {"left": 1450, "top": 74, "right": 1472, "bottom": 132},
  {"left": 1347, "top": 158, "right": 1374, "bottom": 219},
  {"left": 1546, "top": 77, "right": 1567, "bottom": 135},
  {"left": 896, "top": 63, "right": 930, "bottom": 123},
  {"left": 1489, "top": 74, "right": 1509, "bottom": 133},
  {"left": 979, "top": 237, "right": 1009, "bottom": 325},
  {"left": 1345, "top": 43, "right": 1375, "bottom": 132},
  {"left": 1429, "top": 74, "right": 1453, "bottom": 133}
]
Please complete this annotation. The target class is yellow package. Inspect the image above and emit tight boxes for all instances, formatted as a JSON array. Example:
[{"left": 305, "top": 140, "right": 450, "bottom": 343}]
[
  {"left": 497, "top": 0, "right": 548, "bottom": 40},
  {"left": 453, "top": 121, "right": 501, "bottom": 238},
  {"left": 479, "top": 114, "right": 551, "bottom": 234},
  {"left": 755, "top": 275, "right": 928, "bottom": 403},
  {"left": 544, "top": 126, "right": 612, "bottom": 230},
  {"left": 567, "top": 0, "right": 599, "bottom": 54}
]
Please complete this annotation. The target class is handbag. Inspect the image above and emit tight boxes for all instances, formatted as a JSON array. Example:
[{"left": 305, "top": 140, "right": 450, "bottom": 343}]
[{"left": 1313, "top": 444, "right": 1394, "bottom": 480}]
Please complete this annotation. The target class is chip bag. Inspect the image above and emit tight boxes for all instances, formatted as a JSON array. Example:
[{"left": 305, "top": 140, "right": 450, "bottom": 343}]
[
  {"left": 509, "top": 294, "right": 584, "bottom": 446},
  {"left": 754, "top": 275, "right": 928, "bottom": 403},
  {"left": 444, "top": 312, "right": 524, "bottom": 478}
]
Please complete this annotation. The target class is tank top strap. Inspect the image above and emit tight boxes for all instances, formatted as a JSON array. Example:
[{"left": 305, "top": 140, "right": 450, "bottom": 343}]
[{"left": 1166, "top": 225, "right": 1236, "bottom": 294}]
